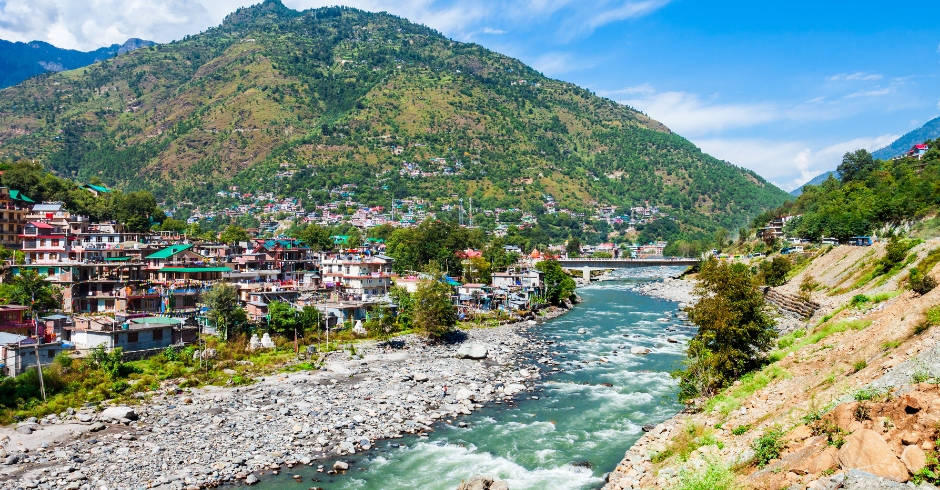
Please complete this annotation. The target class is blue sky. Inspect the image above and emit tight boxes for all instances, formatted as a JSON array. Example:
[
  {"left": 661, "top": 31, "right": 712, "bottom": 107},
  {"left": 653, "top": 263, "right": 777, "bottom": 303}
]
[{"left": 1, "top": 0, "right": 938, "bottom": 190}]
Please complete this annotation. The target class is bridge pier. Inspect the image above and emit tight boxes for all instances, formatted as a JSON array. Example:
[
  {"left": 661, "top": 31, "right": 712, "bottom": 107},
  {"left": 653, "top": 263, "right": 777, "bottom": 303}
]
[{"left": 583, "top": 267, "right": 591, "bottom": 283}]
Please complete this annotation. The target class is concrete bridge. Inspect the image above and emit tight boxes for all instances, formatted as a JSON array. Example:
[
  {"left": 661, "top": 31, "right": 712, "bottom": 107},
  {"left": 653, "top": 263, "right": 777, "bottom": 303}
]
[{"left": 556, "top": 257, "right": 699, "bottom": 282}]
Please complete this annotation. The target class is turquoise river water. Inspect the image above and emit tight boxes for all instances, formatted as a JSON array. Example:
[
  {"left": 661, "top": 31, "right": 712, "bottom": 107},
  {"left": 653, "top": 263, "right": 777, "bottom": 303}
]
[{"left": 249, "top": 274, "right": 691, "bottom": 490}]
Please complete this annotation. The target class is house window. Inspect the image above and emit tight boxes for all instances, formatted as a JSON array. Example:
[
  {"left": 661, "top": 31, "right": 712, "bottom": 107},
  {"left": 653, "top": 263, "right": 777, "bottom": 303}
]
[
  {"left": 47, "top": 349, "right": 55, "bottom": 358},
  {"left": 128, "top": 332, "right": 139, "bottom": 343},
  {"left": 152, "top": 329, "right": 163, "bottom": 340}
]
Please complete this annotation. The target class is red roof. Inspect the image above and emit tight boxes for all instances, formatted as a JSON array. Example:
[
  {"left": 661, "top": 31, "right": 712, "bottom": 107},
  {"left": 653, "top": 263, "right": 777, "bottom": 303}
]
[{"left": 28, "top": 222, "right": 53, "bottom": 229}]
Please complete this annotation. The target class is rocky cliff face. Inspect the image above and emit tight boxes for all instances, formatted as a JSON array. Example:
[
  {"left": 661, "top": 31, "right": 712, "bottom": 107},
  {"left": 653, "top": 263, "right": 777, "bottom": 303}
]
[{"left": 605, "top": 239, "right": 940, "bottom": 490}]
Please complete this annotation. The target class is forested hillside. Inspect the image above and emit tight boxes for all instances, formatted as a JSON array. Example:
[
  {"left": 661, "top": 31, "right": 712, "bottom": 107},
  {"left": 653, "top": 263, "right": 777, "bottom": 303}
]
[
  {"left": 0, "top": 0, "right": 789, "bottom": 237},
  {"left": 759, "top": 142, "right": 940, "bottom": 242}
]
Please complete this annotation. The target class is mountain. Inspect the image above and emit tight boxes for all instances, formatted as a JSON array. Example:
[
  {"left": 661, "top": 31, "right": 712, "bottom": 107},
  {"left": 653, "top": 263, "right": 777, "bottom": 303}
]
[
  {"left": 789, "top": 171, "right": 839, "bottom": 197},
  {"left": 0, "top": 0, "right": 790, "bottom": 235},
  {"left": 872, "top": 116, "right": 940, "bottom": 160},
  {"left": 0, "top": 38, "right": 155, "bottom": 89}
]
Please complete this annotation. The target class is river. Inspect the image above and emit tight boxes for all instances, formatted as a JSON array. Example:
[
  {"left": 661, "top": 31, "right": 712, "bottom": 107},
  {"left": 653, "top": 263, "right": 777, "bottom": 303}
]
[{"left": 248, "top": 273, "right": 691, "bottom": 490}]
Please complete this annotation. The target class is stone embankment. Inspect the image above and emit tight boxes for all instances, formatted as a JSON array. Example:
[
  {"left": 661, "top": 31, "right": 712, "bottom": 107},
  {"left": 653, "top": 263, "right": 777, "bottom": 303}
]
[
  {"left": 0, "top": 308, "right": 570, "bottom": 490},
  {"left": 764, "top": 287, "right": 820, "bottom": 320}
]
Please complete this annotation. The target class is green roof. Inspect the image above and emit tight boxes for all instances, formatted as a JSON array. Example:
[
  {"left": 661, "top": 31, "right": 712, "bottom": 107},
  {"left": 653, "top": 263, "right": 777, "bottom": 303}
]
[
  {"left": 104, "top": 257, "right": 131, "bottom": 261},
  {"left": 159, "top": 267, "right": 232, "bottom": 272},
  {"left": 331, "top": 235, "right": 350, "bottom": 243},
  {"left": 9, "top": 190, "right": 33, "bottom": 203},
  {"left": 145, "top": 244, "right": 194, "bottom": 259},
  {"left": 84, "top": 184, "right": 111, "bottom": 193}
]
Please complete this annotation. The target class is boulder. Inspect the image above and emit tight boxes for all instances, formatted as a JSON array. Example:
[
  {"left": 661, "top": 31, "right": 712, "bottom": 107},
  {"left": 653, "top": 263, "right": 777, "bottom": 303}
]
[
  {"left": 456, "top": 475, "right": 509, "bottom": 490},
  {"left": 577, "top": 328, "right": 587, "bottom": 334},
  {"left": 901, "top": 445, "right": 926, "bottom": 474},
  {"left": 456, "top": 343, "right": 488, "bottom": 360},
  {"left": 414, "top": 373, "right": 430, "bottom": 382},
  {"left": 245, "top": 474, "right": 259, "bottom": 485},
  {"left": 75, "top": 413, "right": 92, "bottom": 423},
  {"left": 838, "top": 429, "right": 909, "bottom": 482},
  {"left": 334, "top": 461, "right": 349, "bottom": 470},
  {"left": 455, "top": 389, "right": 474, "bottom": 401},
  {"left": 15, "top": 426, "right": 31, "bottom": 435},
  {"left": 630, "top": 347, "right": 650, "bottom": 355},
  {"left": 793, "top": 445, "right": 838, "bottom": 475},
  {"left": 503, "top": 383, "right": 526, "bottom": 395},
  {"left": 101, "top": 406, "right": 138, "bottom": 421}
]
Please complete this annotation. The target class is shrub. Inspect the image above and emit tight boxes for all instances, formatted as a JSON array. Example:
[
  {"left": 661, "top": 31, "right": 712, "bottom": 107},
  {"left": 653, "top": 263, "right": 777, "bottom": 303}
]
[
  {"left": 880, "top": 237, "right": 914, "bottom": 274},
  {"left": 731, "top": 425, "right": 750, "bottom": 435},
  {"left": 674, "top": 458, "right": 736, "bottom": 490},
  {"left": 915, "top": 306, "right": 940, "bottom": 336},
  {"left": 909, "top": 267, "right": 938, "bottom": 295},
  {"left": 852, "top": 359, "right": 867, "bottom": 372},
  {"left": 52, "top": 352, "right": 73, "bottom": 371},
  {"left": 111, "top": 380, "right": 130, "bottom": 393},
  {"left": 760, "top": 257, "right": 792, "bottom": 286},
  {"left": 751, "top": 427, "right": 785, "bottom": 467}
]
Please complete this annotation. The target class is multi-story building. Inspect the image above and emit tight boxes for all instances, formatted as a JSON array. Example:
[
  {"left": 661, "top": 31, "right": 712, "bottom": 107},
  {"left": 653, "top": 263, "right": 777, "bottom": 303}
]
[
  {"left": 0, "top": 187, "right": 33, "bottom": 249},
  {"left": 320, "top": 254, "right": 395, "bottom": 298}
]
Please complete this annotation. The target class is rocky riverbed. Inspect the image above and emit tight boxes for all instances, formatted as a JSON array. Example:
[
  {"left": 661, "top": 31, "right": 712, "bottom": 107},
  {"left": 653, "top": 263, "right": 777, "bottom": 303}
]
[
  {"left": 0, "top": 308, "right": 570, "bottom": 490},
  {"left": 628, "top": 277, "right": 695, "bottom": 305}
]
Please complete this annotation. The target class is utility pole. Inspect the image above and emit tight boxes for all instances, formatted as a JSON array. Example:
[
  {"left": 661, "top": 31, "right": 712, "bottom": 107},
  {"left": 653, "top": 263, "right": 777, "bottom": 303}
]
[{"left": 31, "top": 292, "right": 46, "bottom": 401}]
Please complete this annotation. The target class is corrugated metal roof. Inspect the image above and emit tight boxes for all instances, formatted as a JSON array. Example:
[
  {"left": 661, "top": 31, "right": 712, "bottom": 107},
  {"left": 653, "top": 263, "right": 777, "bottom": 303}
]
[
  {"left": 145, "top": 244, "right": 193, "bottom": 259},
  {"left": 0, "top": 332, "right": 29, "bottom": 345},
  {"left": 31, "top": 204, "right": 62, "bottom": 211}
]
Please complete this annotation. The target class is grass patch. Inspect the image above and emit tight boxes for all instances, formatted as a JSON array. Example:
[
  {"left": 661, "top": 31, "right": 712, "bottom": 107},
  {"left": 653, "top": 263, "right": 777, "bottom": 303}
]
[
  {"left": 914, "top": 305, "right": 940, "bottom": 336},
  {"left": 852, "top": 359, "right": 868, "bottom": 372},
  {"left": 703, "top": 365, "right": 791, "bottom": 417},
  {"left": 673, "top": 458, "right": 736, "bottom": 490},
  {"left": 653, "top": 422, "right": 724, "bottom": 463}
]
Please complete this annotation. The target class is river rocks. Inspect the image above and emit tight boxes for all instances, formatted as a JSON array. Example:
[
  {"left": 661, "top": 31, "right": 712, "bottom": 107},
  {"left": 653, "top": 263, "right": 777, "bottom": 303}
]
[
  {"left": 630, "top": 347, "right": 650, "bottom": 355},
  {"left": 334, "top": 461, "right": 349, "bottom": 470},
  {"left": 101, "top": 406, "right": 138, "bottom": 421},
  {"left": 838, "top": 429, "right": 909, "bottom": 482},
  {"left": 578, "top": 328, "right": 587, "bottom": 334},
  {"left": 0, "top": 310, "right": 563, "bottom": 490},
  {"left": 456, "top": 474, "right": 510, "bottom": 490},
  {"left": 456, "top": 343, "right": 488, "bottom": 359},
  {"left": 15, "top": 426, "right": 32, "bottom": 434}
]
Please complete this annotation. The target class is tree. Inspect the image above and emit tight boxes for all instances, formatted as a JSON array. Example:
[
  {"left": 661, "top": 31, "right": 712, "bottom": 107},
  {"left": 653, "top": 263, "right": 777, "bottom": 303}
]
[
  {"left": 0, "top": 269, "right": 60, "bottom": 315},
  {"left": 365, "top": 305, "right": 399, "bottom": 343},
  {"left": 267, "top": 301, "right": 297, "bottom": 335},
  {"left": 837, "top": 149, "right": 878, "bottom": 183},
  {"left": 219, "top": 225, "right": 249, "bottom": 244},
  {"left": 292, "top": 224, "right": 333, "bottom": 251},
  {"left": 566, "top": 237, "right": 581, "bottom": 258},
  {"left": 389, "top": 286, "right": 414, "bottom": 330},
  {"left": 759, "top": 257, "right": 792, "bottom": 286},
  {"left": 536, "top": 259, "right": 576, "bottom": 305},
  {"left": 297, "top": 306, "right": 322, "bottom": 334},
  {"left": 466, "top": 255, "right": 492, "bottom": 284},
  {"left": 201, "top": 282, "right": 245, "bottom": 340},
  {"left": 412, "top": 271, "right": 456, "bottom": 338},
  {"left": 675, "top": 259, "right": 776, "bottom": 400}
]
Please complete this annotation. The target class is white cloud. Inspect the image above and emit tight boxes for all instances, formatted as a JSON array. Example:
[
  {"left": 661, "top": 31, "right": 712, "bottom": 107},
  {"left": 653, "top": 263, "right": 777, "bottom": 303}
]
[
  {"left": 481, "top": 27, "right": 506, "bottom": 34},
  {"left": 604, "top": 85, "right": 779, "bottom": 136},
  {"left": 845, "top": 87, "right": 894, "bottom": 98},
  {"left": 845, "top": 72, "right": 883, "bottom": 81},
  {"left": 695, "top": 134, "right": 899, "bottom": 191}
]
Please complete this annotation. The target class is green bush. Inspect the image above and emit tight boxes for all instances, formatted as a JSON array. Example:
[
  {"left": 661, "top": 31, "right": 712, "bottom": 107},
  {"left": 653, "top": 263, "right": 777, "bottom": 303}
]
[
  {"left": 731, "top": 425, "right": 750, "bottom": 435},
  {"left": 111, "top": 380, "right": 130, "bottom": 393},
  {"left": 751, "top": 427, "right": 785, "bottom": 467},
  {"left": 674, "top": 458, "right": 736, "bottom": 490}
]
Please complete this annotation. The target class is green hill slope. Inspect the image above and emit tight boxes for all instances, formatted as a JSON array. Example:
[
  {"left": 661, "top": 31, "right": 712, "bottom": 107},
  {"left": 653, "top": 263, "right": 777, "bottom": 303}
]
[
  {"left": 0, "top": 0, "right": 789, "bottom": 235},
  {"left": 872, "top": 116, "right": 940, "bottom": 160}
]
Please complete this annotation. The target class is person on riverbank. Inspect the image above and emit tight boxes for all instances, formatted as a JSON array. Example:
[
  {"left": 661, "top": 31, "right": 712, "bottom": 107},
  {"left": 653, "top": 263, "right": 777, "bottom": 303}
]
[{"left": 442, "top": 385, "right": 447, "bottom": 399}]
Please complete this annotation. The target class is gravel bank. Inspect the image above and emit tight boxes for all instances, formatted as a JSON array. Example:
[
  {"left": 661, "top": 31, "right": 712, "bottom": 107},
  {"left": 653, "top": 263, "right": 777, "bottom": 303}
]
[
  {"left": 0, "top": 308, "right": 571, "bottom": 490},
  {"left": 628, "top": 277, "right": 696, "bottom": 305}
]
